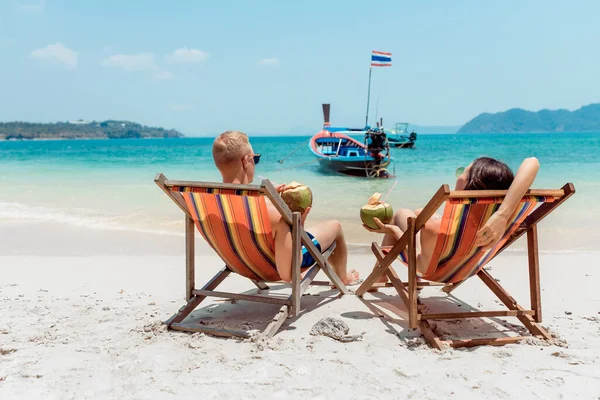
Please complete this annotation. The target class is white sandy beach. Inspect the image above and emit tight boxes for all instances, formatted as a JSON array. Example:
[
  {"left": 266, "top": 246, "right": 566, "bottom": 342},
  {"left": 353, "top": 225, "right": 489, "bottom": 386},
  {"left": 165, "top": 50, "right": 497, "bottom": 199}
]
[{"left": 1, "top": 221, "right": 600, "bottom": 399}]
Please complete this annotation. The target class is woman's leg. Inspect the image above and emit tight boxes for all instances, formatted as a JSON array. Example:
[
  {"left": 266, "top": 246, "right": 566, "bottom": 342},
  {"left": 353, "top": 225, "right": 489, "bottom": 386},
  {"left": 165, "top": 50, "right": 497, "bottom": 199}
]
[
  {"left": 381, "top": 208, "right": 417, "bottom": 245},
  {"left": 413, "top": 208, "right": 443, "bottom": 275},
  {"left": 373, "top": 208, "right": 419, "bottom": 285},
  {"left": 370, "top": 208, "right": 439, "bottom": 288}
]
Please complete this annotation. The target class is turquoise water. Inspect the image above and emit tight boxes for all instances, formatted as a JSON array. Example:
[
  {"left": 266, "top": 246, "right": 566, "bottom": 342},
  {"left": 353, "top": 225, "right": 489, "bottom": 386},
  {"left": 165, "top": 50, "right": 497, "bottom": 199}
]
[{"left": 1, "top": 133, "right": 599, "bottom": 250}]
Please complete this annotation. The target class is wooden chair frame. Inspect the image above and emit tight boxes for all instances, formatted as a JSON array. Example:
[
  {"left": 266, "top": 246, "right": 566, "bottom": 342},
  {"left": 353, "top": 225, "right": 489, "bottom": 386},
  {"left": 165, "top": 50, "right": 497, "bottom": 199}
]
[
  {"left": 356, "top": 183, "right": 575, "bottom": 349},
  {"left": 155, "top": 173, "right": 348, "bottom": 338}
]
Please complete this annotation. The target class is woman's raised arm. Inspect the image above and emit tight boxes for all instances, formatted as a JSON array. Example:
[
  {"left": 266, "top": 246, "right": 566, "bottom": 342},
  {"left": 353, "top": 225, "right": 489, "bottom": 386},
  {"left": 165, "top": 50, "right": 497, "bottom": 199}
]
[{"left": 475, "top": 157, "right": 540, "bottom": 248}]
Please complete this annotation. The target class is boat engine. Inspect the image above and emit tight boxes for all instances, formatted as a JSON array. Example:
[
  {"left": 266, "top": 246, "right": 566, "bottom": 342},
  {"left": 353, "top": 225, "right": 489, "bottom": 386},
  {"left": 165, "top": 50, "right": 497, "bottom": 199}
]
[
  {"left": 365, "top": 128, "right": 388, "bottom": 160},
  {"left": 364, "top": 127, "right": 391, "bottom": 178}
]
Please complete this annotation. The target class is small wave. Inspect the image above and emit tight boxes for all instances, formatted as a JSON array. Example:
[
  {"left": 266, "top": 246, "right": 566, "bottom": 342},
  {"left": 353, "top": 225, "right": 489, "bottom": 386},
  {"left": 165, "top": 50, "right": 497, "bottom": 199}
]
[
  {"left": 2, "top": 201, "right": 595, "bottom": 253},
  {"left": 0, "top": 200, "right": 182, "bottom": 237}
]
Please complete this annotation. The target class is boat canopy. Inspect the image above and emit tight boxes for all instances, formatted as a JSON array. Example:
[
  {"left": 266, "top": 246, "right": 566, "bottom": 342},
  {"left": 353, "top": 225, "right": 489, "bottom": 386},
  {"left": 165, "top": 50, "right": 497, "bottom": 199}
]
[
  {"left": 312, "top": 134, "right": 368, "bottom": 158},
  {"left": 327, "top": 126, "right": 367, "bottom": 133}
]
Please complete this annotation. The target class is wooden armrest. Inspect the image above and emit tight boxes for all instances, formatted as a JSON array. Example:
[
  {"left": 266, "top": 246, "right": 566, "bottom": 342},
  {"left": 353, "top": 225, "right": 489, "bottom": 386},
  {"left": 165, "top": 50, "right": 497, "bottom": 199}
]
[{"left": 414, "top": 184, "right": 451, "bottom": 232}]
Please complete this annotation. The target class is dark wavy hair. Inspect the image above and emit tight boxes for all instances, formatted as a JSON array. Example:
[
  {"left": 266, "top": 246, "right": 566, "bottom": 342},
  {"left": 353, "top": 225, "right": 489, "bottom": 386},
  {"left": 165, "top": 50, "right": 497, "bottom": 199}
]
[{"left": 464, "top": 157, "right": 515, "bottom": 190}]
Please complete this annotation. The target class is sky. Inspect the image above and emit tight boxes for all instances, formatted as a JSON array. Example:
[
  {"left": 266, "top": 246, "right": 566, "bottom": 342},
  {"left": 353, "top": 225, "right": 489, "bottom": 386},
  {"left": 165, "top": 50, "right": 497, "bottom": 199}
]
[{"left": 0, "top": 0, "right": 599, "bottom": 136}]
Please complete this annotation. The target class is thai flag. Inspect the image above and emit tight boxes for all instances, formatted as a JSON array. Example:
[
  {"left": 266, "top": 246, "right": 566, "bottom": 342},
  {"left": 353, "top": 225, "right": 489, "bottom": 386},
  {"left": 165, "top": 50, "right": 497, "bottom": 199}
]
[{"left": 371, "top": 50, "right": 392, "bottom": 67}]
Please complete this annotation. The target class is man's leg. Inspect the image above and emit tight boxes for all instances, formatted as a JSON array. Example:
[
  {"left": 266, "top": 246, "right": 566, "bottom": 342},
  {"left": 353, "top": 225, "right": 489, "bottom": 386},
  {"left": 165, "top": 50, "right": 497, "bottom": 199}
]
[{"left": 306, "top": 220, "right": 359, "bottom": 285}]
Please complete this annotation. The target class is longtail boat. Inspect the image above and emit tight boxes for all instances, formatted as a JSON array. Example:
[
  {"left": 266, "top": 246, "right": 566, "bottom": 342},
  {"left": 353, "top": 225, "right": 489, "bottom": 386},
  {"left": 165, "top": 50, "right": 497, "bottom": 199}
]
[
  {"left": 308, "top": 50, "right": 397, "bottom": 178},
  {"left": 309, "top": 104, "right": 392, "bottom": 178}
]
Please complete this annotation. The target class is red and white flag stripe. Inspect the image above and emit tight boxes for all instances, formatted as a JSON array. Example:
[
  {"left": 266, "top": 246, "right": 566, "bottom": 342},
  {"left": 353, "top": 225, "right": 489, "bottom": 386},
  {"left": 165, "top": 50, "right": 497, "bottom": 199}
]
[{"left": 372, "top": 50, "right": 392, "bottom": 56}]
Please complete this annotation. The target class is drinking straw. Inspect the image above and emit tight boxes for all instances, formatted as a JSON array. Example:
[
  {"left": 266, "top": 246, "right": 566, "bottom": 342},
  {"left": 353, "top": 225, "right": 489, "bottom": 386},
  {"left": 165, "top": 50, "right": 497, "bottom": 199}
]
[{"left": 382, "top": 180, "right": 398, "bottom": 203}]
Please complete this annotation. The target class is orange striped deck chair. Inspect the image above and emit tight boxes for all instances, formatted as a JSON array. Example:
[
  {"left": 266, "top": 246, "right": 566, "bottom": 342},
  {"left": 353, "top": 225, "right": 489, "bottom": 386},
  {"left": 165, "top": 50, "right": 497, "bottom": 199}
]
[
  {"left": 155, "top": 174, "right": 348, "bottom": 338},
  {"left": 356, "top": 183, "right": 575, "bottom": 349}
]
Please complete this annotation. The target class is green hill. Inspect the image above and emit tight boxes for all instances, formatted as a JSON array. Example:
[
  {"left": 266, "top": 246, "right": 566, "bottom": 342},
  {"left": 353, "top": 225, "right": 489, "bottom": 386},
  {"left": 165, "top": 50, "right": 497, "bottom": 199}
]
[
  {"left": 0, "top": 120, "right": 184, "bottom": 140},
  {"left": 458, "top": 103, "right": 600, "bottom": 133}
]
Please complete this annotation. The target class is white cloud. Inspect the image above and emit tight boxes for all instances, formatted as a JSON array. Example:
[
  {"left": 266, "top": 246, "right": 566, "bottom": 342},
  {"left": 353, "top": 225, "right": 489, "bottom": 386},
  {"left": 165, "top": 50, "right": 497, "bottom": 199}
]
[
  {"left": 30, "top": 43, "right": 77, "bottom": 70},
  {"left": 153, "top": 70, "right": 174, "bottom": 80},
  {"left": 18, "top": 0, "right": 45, "bottom": 13},
  {"left": 102, "top": 52, "right": 175, "bottom": 80},
  {"left": 101, "top": 53, "right": 156, "bottom": 71},
  {"left": 169, "top": 104, "right": 193, "bottom": 111},
  {"left": 166, "top": 47, "right": 209, "bottom": 64},
  {"left": 258, "top": 58, "right": 280, "bottom": 67}
]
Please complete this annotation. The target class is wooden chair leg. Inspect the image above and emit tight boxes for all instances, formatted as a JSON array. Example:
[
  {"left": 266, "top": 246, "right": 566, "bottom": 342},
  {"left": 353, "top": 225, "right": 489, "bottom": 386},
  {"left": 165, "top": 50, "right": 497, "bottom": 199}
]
[
  {"left": 262, "top": 306, "right": 290, "bottom": 338},
  {"left": 356, "top": 243, "right": 396, "bottom": 296},
  {"left": 291, "top": 212, "right": 302, "bottom": 317},
  {"left": 418, "top": 321, "right": 445, "bottom": 350},
  {"left": 185, "top": 215, "right": 195, "bottom": 301},
  {"left": 251, "top": 280, "right": 270, "bottom": 291},
  {"left": 166, "top": 268, "right": 231, "bottom": 326},
  {"left": 478, "top": 269, "right": 551, "bottom": 339},
  {"left": 527, "top": 225, "right": 542, "bottom": 323},
  {"left": 171, "top": 225, "right": 335, "bottom": 338},
  {"left": 262, "top": 236, "right": 323, "bottom": 338},
  {"left": 407, "top": 217, "right": 418, "bottom": 329},
  {"left": 442, "top": 280, "right": 463, "bottom": 294},
  {"left": 165, "top": 214, "right": 201, "bottom": 327}
]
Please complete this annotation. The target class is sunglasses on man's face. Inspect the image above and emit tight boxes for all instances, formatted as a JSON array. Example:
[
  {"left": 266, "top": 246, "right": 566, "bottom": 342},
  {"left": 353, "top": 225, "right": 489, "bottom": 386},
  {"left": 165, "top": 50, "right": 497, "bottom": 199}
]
[
  {"left": 253, "top": 154, "right": 261, "bottom": 165},
  {"left": 455, "top": 166, "right": 466, "bottom": 178}
]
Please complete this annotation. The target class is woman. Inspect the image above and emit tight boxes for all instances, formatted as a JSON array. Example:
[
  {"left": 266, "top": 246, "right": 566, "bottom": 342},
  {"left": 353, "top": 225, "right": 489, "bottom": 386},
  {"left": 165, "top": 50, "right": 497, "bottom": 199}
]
[{"left": 365, "top": 157, "right": 540, "bottom": 276}]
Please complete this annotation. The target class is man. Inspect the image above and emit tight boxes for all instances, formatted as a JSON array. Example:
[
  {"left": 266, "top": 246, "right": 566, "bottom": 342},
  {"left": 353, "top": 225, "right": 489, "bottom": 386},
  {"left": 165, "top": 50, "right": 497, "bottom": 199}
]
[{"left": 212, "top": 130, "right": 359, "bottom": 284}]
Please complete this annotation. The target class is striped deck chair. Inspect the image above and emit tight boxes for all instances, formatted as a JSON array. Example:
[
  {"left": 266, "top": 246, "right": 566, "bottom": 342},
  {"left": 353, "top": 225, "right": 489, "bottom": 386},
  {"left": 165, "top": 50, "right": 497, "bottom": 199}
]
[
  {"left": 155, "top": 174, "right": 348, "bottom": 338},
  {"left": 356, "top": 183, "right": 575, "bottom": 349}
]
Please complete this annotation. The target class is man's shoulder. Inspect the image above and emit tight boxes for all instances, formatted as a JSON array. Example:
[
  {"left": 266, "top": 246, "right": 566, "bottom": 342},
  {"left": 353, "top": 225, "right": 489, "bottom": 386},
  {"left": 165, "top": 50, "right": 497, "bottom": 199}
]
[{"left": 265, "top": 199, "right": 284, "bottom": 222}]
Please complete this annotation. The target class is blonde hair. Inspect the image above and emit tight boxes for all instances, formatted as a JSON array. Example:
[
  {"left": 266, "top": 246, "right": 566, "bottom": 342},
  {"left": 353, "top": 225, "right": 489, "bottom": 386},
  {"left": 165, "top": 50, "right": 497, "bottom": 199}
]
[{"left": 212, "top": 131, "right": 252, "bottom": 167}]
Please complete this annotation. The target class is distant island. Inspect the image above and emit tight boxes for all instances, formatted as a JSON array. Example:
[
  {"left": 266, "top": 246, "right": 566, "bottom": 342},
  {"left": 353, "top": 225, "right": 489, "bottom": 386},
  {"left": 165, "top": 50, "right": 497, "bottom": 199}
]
[
  {"left": 0, "top": 120, "right": 185, "bottom": 140},
  {"left": 458, "top": 103, "right": 600, "bottom": 133}
]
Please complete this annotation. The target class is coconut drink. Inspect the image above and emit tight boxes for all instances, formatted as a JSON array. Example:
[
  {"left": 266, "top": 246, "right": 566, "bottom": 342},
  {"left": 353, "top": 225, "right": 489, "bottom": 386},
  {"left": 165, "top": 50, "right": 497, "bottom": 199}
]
[
  {"left": 281, "top": 181, "right": 313, "bottom": 214},
  {"left": 360, "top": 192, "right": 394, "bottom": 229}
]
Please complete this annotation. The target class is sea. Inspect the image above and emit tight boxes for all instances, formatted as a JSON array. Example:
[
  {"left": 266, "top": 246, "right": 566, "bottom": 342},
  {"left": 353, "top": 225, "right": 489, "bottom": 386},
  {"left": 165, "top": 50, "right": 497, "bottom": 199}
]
[{"left": 1, "top": 133, "right": 599, "bottom": 251}]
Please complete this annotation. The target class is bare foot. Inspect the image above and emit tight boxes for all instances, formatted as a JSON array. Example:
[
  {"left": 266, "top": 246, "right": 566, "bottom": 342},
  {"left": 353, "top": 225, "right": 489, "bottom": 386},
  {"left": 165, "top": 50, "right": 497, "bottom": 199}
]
[
  {"left": 342, "top": 269, "right": 360, "bottom": 285},
  {"left": 331, "top": 269, "right": 360, "bottom": 288}
]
